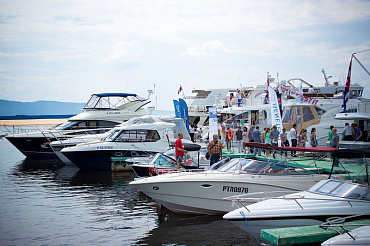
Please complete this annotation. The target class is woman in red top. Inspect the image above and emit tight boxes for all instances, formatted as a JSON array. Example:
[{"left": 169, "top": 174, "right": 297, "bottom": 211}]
[{"left": 175, "top": 133, "right": 186, "bottom": 169}]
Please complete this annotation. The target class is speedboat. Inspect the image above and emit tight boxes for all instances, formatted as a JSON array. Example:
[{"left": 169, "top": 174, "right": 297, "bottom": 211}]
[
  {"left": 61, "top": 115, "right": 194, "bottom": 170},
  {"left": 129, "top": 157, "right": 329, "bottom": 215},
  {"left": 5, "top": 93, "right": 150, "bottom": 158},
  {"left": 223, "top": 148, "right": 370, "bottom": 241},
  {"left": 321, "top": 226, "right": 370, "bottom": 246},
  {"left": 130, "top": 146, "right": 208, "bottom": 177}
]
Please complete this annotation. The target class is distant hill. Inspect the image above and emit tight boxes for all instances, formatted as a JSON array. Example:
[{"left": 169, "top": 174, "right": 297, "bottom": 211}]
[{"left": 0, "top": 99, "right": 86, "bottom": 116}]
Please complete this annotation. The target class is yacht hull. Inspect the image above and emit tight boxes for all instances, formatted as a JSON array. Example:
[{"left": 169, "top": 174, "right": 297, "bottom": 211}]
[
  {"left": 5, "top": 136, "right": 57, "bottom": 158},
  {"left": 62, "top": 149, "right": 156, "bottom": 170}
]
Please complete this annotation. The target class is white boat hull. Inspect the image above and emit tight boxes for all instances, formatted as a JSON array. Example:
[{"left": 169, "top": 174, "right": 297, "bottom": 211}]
[{"left": 130, "top": 172, "right": 326, "bottom": 215}]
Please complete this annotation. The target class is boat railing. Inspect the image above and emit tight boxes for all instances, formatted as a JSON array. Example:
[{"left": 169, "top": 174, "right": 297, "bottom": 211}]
[
  {"left": 223, "top": 191, "right": 295, "bottom": 211},
  {"left": 319, "top": 213, "right": 370, "bottom": 240},
  {"left": 42, "top": 127, "right": 113, "bottom": 150},
  {"left": 1, "top": 125, "right": 51, "bottom": 136},
  {"left": 228, "top": 193, "right": 370, "bottom": 212}
]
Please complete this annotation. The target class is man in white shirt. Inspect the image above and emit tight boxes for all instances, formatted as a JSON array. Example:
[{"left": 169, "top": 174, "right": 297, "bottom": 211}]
[{"left": 289, "top": 124, "right": 297, "bottom": 156}]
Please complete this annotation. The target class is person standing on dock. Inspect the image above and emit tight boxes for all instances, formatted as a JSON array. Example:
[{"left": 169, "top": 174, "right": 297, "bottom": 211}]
[
  {"left": 175, "top": 133, "right": 187, "bottom": 169},
  {"left": 207, "top": 134, "right": 223, "bottom": 165},
  {"left": 253, "top": 126, "right": 262, "bottom": 156},
  {"left": 310, "top": 128, "right": 318, "bottom": 147},
  {"left": 247, "top": 125, "right": 255, "bottom": 154},
  {"left": 189, "top": 124, "right": 195, "bottom": 142},
  {"left": 225, "top": 127, "right": 234, "bottom": 151},
  {"left": 328, "top": 125, "right": 334, "bottom": 147},
  {"left": 332, "top": 128, "right": 339, "bottom": 149},
  {"left": 235, "top": 127, "right": 243, "bottom": 153},
  {"left": 289, "top": 124, "right": 298, "bottom": 156},
  {"left": 242, "top": 127, "right": 249, "bottom": 154},
  {"left": 270, "top": 125, "right": 279, "bottom": 158}
]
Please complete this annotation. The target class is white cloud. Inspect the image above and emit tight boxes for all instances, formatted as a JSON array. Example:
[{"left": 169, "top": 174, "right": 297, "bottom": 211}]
[
  {"left": 0, "top": 0, "right": 369, "bottom": 109},
  {"left": 185, "top": 40, "right": 230, "bottom": 57}
]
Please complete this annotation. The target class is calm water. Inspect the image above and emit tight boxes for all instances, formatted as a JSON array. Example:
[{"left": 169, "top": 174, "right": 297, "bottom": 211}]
[{"left": 0, "top": 135, "right": 258, "bottom": 246}]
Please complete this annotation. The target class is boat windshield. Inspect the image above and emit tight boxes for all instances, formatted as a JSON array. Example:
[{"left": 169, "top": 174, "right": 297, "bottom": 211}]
[
  {"left": 309, "top": 180, "right": 370, "bottom": 200},
  {"left": 212, "top": 158, "right": 310, "bottom": 175},
  {"left": 150, "top": 154, "right": 176, "bottom": 167},
  {"left": 119, "top": 116, "right": 157, "bottom": 127},
  {"left": 106, "top": 129, "right": 160, "bottom": 142}
]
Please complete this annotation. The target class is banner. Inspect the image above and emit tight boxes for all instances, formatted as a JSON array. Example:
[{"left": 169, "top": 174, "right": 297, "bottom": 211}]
[
  {"left": 268, "top": 86, "right": 283, "bottom": 133},
  {"left": 173, "top": 100, "right": 181, "bottom": 118},
  {"left": 179, "top": 98, "right": 190, "bottom": 133},
  {"left": 208, "top": 106, "right": 218, "bottom": 139}
]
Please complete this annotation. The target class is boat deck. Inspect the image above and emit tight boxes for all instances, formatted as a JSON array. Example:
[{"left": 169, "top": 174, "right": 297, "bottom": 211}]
[{"left": 260, "top": 219, "right": 370, "bottom": 245}]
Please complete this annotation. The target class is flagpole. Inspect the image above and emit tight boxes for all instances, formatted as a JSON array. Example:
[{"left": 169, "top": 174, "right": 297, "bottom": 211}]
[{"left": 352, "top": 54, "right": 370, "bottom": 77}]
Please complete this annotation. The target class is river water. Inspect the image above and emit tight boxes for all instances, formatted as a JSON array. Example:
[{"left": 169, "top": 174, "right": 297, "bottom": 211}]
[{"left": 0, "top": 136, "right": 258, "bottom": 246}]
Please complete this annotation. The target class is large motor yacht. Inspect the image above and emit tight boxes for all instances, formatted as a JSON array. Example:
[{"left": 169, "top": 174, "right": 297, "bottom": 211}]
[
  {"left": 5, "top": 93, "right": 150, "bottom": 158},
  {"left": 61, "top": 115, "right": 195, "bottom": 170}
]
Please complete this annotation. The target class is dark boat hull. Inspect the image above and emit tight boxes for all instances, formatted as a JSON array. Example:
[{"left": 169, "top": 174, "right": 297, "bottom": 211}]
[
  {"left": 63, "top": 149, "right": 156, "bottom": 170},
  {"left": 5, "top": 136, "right": 57, "bottom": 158}
]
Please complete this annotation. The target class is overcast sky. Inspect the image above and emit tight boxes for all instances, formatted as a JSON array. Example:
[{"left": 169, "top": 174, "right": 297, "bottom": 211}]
[{"left": 0, "top": 0, "right": 369, "bottom": 110}]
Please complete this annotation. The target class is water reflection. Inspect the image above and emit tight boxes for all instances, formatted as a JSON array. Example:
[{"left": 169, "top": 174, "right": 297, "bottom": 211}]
[
  {"left": 4, "top": 158, "right": 158, "bottom": 245},
  {"left": 2, "top": 141, "right": 258, "bottom": 245}
]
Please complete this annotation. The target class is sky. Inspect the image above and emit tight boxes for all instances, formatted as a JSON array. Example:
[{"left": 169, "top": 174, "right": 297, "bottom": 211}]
[{"left": 0, "top": 0, "right": 369, "bottom": 110}]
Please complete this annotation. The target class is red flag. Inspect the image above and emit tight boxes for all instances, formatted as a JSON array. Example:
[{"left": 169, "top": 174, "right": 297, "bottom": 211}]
[{"left": 342, "top": 56, "right": 353, "bottom": 111}]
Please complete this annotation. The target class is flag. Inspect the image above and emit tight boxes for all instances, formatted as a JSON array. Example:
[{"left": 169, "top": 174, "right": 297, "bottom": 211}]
[
  {"left": 178, "top": 85, "right": 183, "bottom": 94},
  {"left": 342, "top": 56, "right": 353, "bottom": 111},
  {"left": 264, "top": 73, "right": 269, "bottom": 104}
]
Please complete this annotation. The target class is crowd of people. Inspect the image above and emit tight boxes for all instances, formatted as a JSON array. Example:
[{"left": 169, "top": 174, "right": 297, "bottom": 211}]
[
  {"left": 180, "top": 120, "right": 367, "bottom": 167},
  {"left": 205, "top": 121, "right": 365, "bottom": 160}
]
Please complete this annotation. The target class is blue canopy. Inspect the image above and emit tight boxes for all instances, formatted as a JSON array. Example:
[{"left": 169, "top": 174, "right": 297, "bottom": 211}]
[{"left": 93, "top": 93, "right": 137, "bottom": 97}]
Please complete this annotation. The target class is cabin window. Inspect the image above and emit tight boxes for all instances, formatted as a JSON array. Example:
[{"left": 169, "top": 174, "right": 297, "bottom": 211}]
[
  {"left": 314, "top": 107, "right": 325, "bottom": 116},
  {"left": 282, "top": 106, "right": 301, "bottom": 124},
  {"left": 114, "top": 130, "right": 160, "bottom": 142},
  {"left": 302, "top": 107, "right": 315, "bottom": 122}
]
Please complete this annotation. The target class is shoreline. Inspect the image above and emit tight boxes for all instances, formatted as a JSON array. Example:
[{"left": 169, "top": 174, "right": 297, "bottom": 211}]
[{"left": 0, "top": 118, "right": 67, "bottom": 126}]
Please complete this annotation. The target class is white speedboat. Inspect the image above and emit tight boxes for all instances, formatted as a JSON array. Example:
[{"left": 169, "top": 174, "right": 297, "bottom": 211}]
[
  {"left": 5, "top": 93, "right": 150, "bottom": 158},
  {"left": 129, "top": 157, "right": 329, "bottom": 215},
  {"left": 223, "top": 148, "right": 370, "bottom": 241},
  {"left": 61, "top": 115, "right": 194, "bottom": 170},
  {"left": 321, "top": 226, "right": 370, "bottom": 246},
  {"left": 130, "top": 146, "right": 208, "bottom": 177}
]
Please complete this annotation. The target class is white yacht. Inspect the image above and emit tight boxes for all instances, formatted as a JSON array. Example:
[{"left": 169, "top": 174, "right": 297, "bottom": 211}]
[
  {"left": 60, "top": 115, "right": 194, "bottom": 170},
  {"left": 281, "top": 73, "right": 368, "bottom": 147},
  {"left": 129, "top": 157, "right": 329, "bottom": 215},
  {"left": 5, "top": 93, "right": 150, "bottom": 158},
  {"left": 223, "top": 148, "right": 370, "bottom": 241}
]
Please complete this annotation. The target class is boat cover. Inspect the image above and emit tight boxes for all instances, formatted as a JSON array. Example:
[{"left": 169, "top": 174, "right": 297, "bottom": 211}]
[
  {"left": 243, "top": 142, "right": 336, "bottom": 153},
  {"left": 332, "top": 148, "right": 370, "bottom": 159}
]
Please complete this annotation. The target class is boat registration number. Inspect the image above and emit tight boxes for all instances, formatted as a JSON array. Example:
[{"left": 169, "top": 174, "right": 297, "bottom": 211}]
[{"left": 223, "top": 186, "right": 248, "bottom": 193}]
